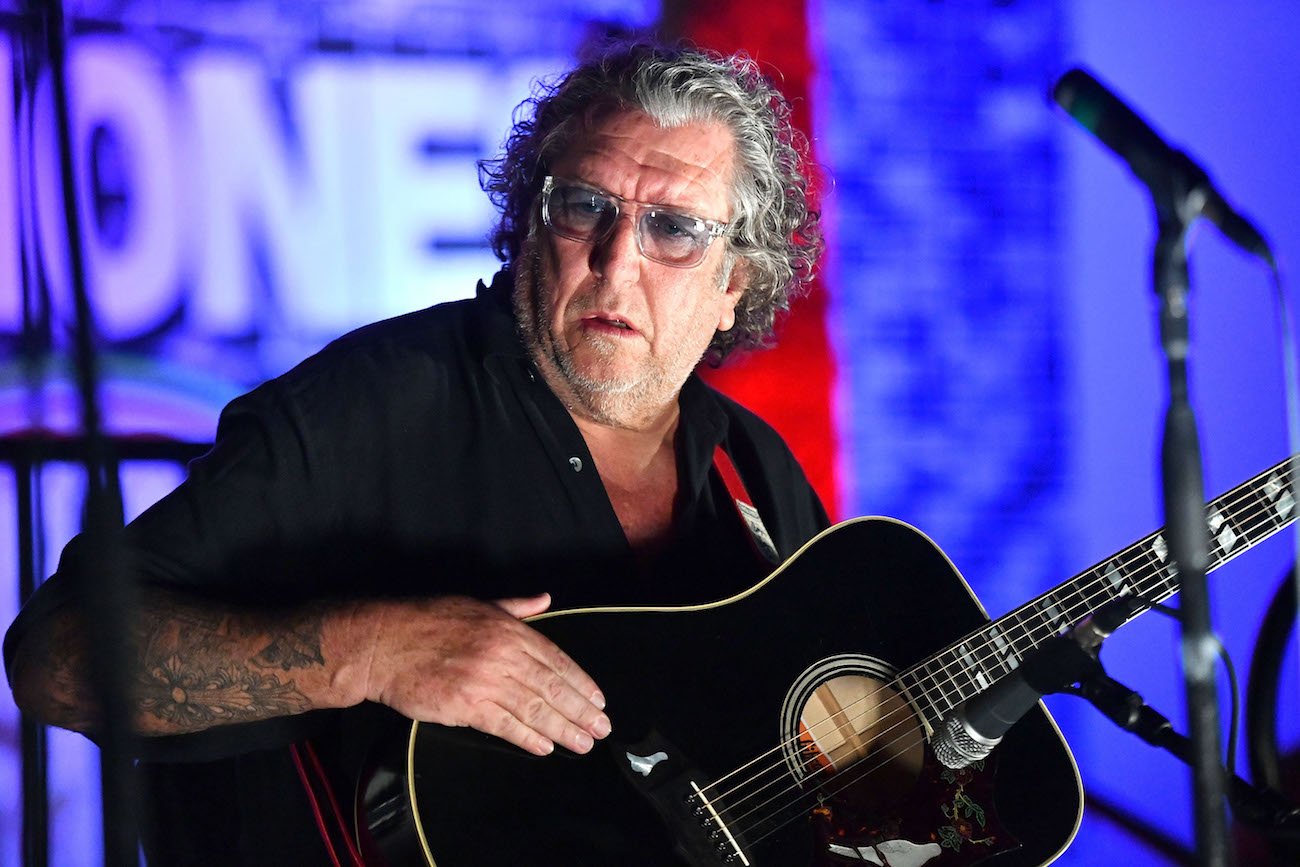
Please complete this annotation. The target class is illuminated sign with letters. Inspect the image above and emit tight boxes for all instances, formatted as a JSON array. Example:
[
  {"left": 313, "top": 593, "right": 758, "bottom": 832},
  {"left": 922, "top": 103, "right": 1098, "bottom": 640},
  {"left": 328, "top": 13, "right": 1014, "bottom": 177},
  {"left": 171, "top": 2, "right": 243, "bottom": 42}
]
[{"left": 3, "top": 34, "right": 567, "bottom": 373}]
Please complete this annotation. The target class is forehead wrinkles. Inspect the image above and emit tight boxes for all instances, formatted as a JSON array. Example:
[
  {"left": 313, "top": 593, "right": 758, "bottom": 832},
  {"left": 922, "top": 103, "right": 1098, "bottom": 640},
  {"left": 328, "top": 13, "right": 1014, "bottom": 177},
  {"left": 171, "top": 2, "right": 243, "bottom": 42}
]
[{"left": 552, "top": 113, "right": 736, "bottom": 217}]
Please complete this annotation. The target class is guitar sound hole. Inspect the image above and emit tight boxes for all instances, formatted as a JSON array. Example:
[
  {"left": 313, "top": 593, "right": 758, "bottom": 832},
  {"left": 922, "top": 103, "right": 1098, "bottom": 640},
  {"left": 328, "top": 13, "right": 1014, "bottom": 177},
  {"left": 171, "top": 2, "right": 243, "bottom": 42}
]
[{"left": 797, "top": 674, "right": 924, "bottom": 809}]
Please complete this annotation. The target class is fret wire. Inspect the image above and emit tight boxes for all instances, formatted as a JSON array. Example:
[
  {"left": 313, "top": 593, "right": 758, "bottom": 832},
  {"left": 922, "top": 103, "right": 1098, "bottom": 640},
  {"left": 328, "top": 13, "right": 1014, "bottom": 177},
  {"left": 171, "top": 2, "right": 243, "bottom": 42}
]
[
  {"left": 930, "top": 643, "right": 992, "bottom": 709},
  {"left": 1209, "top": 488, "right": 1265, "bottom": 563},
  {"left": 843, "top": 463, "right": 1300, "bottom": 816},
  {"left": 1094, "top": 558, "right": 1129, "bottom": 605},
  {"left": 908, "top": 658, "right": 953, "bottom": 719},
  {"left": 953, "top": 643, "right": 985, "bottom": 701},
  {"left": 1245, "top": 470, "right": 1290, "bottom": 537},
  {"left": 1056, "top": 581, "right": 1090, "bottom": 618},
  {"left": 923, "top": 654, "right": 966, "bottom": 710},
  {"left": 1207, "top": 504, "right": 1244, "bottom": 564},
  {"left": 901, "top": 455, "right": 1300, "bottom": 712},
  {"left": 934, "top": 657, "right": 964, "bottom": 708},
  {"left": 1129, "top": 535, "right": 1170, "bottom": 600},
  {"left": 986, "top": 623, "right": 1019, "bottom": 673},
  {"left": 1136, "top": 537, "right": 1170, "bottom": 593},
  {"left": 896, "top": 668, "right": 944, "bottom": 729},
  {"left": 1234, "top": 470, "right": 1276, "bottom": 520}
]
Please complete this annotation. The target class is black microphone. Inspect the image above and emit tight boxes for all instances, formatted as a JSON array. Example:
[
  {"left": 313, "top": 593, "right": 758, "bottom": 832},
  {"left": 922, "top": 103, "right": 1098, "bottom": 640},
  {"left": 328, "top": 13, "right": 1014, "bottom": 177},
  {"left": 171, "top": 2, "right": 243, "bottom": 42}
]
[
  {"left": 1052, "top": 67, "right": 1275, "bottom": 269},
  {"left": 932, "top": 598, "right": 1140, "bottom": 770}
]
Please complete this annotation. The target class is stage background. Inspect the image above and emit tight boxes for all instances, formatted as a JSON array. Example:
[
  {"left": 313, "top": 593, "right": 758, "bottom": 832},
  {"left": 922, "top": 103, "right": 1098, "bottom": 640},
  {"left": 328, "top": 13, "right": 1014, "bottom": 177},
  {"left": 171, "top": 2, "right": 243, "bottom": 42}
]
[{"left": 1, "top": 1, "right": 1297, "bottom": 864}]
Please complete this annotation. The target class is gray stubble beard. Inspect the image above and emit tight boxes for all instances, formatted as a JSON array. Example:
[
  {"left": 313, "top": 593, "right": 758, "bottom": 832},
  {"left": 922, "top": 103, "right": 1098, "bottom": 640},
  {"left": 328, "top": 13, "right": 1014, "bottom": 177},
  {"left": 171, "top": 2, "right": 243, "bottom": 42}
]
[{"left": 512, "top": 238, "right": 670, "bottom": 428}]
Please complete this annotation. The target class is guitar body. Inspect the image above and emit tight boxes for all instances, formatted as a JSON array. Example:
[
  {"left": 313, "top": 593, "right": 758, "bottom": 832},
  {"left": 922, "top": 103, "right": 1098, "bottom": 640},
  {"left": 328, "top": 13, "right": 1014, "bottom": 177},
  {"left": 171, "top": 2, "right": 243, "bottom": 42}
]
[{"left": 357, "top": 518, "right": 1083, "bottom": 866}]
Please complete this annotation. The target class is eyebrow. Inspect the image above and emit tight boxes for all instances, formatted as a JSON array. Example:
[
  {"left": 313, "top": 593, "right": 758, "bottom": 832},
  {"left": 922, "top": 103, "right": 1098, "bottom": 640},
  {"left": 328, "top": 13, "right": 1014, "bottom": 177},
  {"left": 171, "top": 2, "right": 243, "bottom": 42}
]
[{"left": 562, "top": 177, "right": 711, "bottom": 219}]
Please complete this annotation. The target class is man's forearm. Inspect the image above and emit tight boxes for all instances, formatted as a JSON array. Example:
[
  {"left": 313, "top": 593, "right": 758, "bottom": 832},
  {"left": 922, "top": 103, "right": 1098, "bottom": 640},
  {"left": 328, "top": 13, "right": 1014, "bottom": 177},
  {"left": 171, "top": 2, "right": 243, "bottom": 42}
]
[{"left": 10, "top": 588, "right": 366, "bottom": 736}]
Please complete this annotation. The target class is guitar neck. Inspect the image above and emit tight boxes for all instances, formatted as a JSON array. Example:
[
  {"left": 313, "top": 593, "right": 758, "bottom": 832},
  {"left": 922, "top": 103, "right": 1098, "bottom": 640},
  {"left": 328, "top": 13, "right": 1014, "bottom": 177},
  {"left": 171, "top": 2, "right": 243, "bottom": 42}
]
[{"left": 902, "top": 455, "right": 1298, "bottom": 726}]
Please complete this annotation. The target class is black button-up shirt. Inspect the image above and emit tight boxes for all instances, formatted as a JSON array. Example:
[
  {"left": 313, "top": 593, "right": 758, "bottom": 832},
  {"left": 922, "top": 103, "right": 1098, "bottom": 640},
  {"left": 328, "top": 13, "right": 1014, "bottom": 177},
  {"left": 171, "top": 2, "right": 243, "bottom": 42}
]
[{"left": 5, "top": 273, "right": 829, "bottom": 863}]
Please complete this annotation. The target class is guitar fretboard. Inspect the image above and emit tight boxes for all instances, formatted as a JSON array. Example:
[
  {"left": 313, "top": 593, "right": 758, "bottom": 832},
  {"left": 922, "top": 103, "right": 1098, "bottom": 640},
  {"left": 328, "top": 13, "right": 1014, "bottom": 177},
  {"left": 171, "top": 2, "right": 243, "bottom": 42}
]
[{"left": 899, "top": 456, "right": 1298, "bottom": 728}]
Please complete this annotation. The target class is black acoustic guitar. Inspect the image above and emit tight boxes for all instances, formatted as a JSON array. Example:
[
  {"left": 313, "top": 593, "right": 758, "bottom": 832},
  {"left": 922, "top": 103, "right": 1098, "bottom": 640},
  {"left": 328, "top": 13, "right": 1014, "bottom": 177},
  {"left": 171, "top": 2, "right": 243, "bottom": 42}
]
[{"left": 356, "top": 456, "right": 1296, "bottom": 866}]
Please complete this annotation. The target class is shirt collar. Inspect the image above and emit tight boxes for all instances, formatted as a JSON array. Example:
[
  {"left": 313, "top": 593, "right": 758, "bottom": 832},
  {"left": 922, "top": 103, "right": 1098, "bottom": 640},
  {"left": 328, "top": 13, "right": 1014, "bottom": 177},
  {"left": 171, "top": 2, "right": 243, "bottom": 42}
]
[{"left": 476, "top": 268, "right": 529, "bottom": 361}]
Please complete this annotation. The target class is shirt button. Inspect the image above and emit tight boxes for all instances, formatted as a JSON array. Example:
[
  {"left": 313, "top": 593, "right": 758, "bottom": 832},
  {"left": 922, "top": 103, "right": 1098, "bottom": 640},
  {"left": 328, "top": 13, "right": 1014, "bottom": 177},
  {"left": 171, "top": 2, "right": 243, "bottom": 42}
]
[{"left": 569, "top": 457, "right": 583, "bottom": 472}]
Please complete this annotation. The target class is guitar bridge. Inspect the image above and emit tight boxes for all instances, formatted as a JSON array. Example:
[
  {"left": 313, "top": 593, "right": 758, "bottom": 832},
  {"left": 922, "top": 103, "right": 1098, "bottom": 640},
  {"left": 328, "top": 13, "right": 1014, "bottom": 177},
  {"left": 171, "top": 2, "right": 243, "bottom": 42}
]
[
  {"left": 689, "top": 780, "right": 750, "bottom": 866},
  {"left": 615, "top": 731, "right": 753, "bottom": 865}
]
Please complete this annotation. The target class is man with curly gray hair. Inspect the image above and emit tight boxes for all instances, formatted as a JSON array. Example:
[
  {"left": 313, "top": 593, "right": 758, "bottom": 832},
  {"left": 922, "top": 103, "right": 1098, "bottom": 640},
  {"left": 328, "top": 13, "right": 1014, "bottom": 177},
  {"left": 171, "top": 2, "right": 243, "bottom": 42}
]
[
  {"left": 482, "top": 42, "right": 823, "bottom": 364},
  {"left": 7, "top": 41, "right": 830, "bottom": 864}
]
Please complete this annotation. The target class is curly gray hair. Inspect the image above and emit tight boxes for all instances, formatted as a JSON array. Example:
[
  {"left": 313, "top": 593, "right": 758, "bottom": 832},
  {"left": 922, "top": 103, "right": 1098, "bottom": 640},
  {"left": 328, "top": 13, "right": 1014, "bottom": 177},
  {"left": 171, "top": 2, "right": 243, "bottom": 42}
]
[{"left": 479, "top": 42, "right": 822, "bottom": 363}]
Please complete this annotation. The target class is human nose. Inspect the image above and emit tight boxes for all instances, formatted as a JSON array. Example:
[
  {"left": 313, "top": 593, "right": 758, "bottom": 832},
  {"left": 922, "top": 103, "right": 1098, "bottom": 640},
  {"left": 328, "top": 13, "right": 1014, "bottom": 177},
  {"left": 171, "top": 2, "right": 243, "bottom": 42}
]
[{"left": 590, "top": 210, "right": 642, "bottom": 280}]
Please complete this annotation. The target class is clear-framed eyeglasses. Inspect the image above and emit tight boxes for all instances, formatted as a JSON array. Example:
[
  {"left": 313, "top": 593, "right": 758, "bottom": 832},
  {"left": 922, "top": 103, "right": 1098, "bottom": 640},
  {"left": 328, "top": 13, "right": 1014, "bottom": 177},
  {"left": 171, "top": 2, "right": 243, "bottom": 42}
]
[{"left": 540, "top": 175, "right": 730, "bottom": 269}]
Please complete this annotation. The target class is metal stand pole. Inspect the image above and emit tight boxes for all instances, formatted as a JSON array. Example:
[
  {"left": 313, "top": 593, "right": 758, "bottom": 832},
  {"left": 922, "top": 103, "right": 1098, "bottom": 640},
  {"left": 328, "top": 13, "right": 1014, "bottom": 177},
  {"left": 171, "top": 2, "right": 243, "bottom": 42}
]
[
  {"left": 1154, "top": 221, "right": 1231, "bottom": 867},
  {"left": 16, "top": 454, "right": 49, "bottom": 867},
  {"left": 40, "top": 1, "right": 140, "bottom": 862}
]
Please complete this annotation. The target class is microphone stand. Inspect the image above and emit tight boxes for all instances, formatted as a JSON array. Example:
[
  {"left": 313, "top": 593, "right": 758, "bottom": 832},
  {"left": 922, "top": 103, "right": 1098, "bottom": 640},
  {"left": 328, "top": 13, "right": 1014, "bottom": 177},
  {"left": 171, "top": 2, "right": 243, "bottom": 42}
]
[
  {"left": 1050, "top": 66, "right": 1279, "bottom": 866},
  {"left": 1154, "top": 200, "right": 1231, "bottom": 867},
  {"left": 41, "top": 0, "right": 141, "bottom": 862},
  {"left": 1072, "top": 665, "right": 1300, "bottom": 858}
]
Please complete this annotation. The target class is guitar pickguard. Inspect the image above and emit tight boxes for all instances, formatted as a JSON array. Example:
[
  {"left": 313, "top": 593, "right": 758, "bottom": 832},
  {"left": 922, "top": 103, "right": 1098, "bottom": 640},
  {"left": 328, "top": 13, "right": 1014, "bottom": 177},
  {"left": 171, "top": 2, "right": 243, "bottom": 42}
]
[{"left": 780, "top": 654, "right": 1018, "bottom": 867}]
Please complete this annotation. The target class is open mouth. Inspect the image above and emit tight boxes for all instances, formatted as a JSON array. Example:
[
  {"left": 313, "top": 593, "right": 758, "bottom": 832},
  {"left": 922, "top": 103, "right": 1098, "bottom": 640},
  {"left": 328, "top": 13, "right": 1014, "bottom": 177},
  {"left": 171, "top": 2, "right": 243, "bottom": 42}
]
[{"left": 584, "top": 314, "right": 636, "bottom": 333}]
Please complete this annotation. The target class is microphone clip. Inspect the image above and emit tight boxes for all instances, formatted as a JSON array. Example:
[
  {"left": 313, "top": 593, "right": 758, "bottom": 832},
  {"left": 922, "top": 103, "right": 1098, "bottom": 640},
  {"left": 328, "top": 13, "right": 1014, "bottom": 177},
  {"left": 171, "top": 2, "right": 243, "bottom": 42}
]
[{"left": 932, "top": 598, "right": 1139, "bottom": 771}]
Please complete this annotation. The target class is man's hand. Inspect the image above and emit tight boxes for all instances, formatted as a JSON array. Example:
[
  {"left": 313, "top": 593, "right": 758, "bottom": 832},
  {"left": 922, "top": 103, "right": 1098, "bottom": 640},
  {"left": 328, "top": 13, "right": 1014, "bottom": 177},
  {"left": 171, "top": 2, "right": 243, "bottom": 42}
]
[{"left": 356, "top": 594, "right": 611, "bottom": 756}]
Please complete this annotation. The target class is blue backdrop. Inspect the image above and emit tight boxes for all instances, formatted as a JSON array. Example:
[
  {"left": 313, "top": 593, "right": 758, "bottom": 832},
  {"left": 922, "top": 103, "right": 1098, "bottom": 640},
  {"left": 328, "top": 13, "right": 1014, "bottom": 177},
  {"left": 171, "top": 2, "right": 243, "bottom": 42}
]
[{"left": 2, "top": 1, "right": 1297, "bottom": 864}]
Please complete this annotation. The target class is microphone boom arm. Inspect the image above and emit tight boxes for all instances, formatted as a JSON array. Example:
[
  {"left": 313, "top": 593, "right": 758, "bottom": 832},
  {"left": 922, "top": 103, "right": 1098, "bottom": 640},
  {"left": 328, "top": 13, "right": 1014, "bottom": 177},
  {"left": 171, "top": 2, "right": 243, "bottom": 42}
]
[{"left": 1071, "top": 665, "right": 1300, "bottom": 837}]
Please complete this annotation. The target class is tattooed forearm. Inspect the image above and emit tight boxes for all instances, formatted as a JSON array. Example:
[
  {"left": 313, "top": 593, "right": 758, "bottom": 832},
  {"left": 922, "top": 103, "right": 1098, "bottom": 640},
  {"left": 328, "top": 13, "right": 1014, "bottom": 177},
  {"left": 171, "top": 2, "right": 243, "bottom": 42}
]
[
  {"left": 137, "top": 653, "right": 310, "bottom": 728},
  {"left": 252, "top": 615, "right": 326, "bottom": 671},
  {"left": 10, "top": 588, "right": 354, "bottom": 737},
  {"left": 130, "top": 593, "right": 331, "bottom": 733},
  {"left": 132, "top": 607, "right": 325, "bottom": 728}
]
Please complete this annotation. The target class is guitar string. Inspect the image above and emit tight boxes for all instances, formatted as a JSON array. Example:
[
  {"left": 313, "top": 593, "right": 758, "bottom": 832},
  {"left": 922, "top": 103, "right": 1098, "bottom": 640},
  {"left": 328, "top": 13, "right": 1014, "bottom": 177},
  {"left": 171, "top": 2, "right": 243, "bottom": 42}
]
[
  {"left": 693, "top": 523, "right": 1171, "bottom": 803},
  {"left": 711, "top": 535, "right": 1197, "bottom": 826},
  {"left": 788, "top": 473, "right": 1292, "bottom": 788},
  {"left": 896, "top": 462, "right": 1290, "bottom": 725},
  {"left": 736, "top": 546, "right": 1191, "bottom": 839},
  {"left": 694, "top": 482, "right": 1289, "bottom": 841},
  {"left": 743, "top": 730, "right": 934, "bottom": 845},
  {"left": 694, "top": 461, "right": 1281, "bottom": 806},
  {"left": 732, "top": 568, "right": 1174, "bottom": 839},
  {"left": 701, "top": 673, "right": 947, "bottom": 826},
  {"left": 774, "top": 466, "right": 1285, "bottom": 777},
  {"left": 699, "top": 557, "right": 1158, "bottom": 826},
  {"left": 697, "top": 509, "right": 1194, "bottom": 809},
  {"left": 696, "top": 478, "right": 1278, "bottom": 823},
  {"left": 711, "top": 480, "right": 1278, "bottom": 829},
  {"left": 722, "top": 490, "right": 1291, "bottom": 844},
  {"left": 714, "top": 558, "right": 1173, "bottom": 836},
  {"left": 726, "top": 496, "right": 1287, "bottom": 846}
]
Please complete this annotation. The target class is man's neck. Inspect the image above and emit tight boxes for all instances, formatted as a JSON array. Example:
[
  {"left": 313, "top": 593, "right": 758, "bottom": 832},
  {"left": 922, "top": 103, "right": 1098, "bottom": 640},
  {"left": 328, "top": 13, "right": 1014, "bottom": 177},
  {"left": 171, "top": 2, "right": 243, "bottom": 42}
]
[
  {"left": 573, "top": 407, "right": 682, "bottom": 553},
  {"left": 571, "top": 405, "right": 680, "bottom": 470}
]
